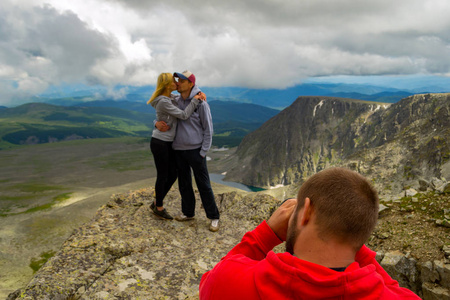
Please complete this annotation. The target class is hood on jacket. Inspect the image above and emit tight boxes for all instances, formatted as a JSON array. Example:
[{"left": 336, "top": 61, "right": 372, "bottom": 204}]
[
  {"left": 188, "top": 85, "right": 201, "bottom": 100},
  {"left": 253, "top": 251, "right": 386, "bottom": 299},
  {"left": 150, "top": 95, "right": 167, "bottom": 108}
]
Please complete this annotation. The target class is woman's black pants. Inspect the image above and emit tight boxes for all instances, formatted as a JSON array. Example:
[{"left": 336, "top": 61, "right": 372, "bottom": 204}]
[{"left": 150, "top": 137, "right": 177, "bottom": 207}]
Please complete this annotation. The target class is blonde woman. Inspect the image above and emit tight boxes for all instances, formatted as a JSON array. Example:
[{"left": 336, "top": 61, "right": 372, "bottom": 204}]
[{"left": 147, "top": 72, "right": 205, "bottom": 220}]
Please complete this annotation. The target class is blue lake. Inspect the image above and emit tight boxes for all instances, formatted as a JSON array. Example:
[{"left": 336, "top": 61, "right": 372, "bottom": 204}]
[{"left": 210, "top": 173, "right": 265, "bottom": 192}]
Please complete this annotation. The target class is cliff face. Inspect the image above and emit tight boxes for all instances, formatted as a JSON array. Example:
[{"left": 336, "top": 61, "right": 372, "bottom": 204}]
[{"left": 225, "top": 94, "right": 450, "bottom": 195}]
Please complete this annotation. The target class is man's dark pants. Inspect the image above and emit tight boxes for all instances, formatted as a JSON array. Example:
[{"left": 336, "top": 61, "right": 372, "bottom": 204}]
[{"left": 175, "top": 148, "right": 220, "bottom": 219}]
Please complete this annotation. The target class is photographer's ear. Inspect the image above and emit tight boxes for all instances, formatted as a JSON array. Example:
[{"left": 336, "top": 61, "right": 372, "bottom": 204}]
[{"left": 299, "top": 197, "right": 312, "bottom": 226}]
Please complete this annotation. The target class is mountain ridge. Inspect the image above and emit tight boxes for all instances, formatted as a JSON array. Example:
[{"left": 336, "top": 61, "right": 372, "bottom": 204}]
[
  {"left": 28, "top": 81, "right": 446, "bottom": 109},
  {"left": 224, "top": 93, "right": 450, "bottom": 198}
]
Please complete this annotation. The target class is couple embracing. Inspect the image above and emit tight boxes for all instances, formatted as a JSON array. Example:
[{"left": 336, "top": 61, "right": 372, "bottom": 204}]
[{"left": 147, "top": 70, "right": 220, "bottom": 232}]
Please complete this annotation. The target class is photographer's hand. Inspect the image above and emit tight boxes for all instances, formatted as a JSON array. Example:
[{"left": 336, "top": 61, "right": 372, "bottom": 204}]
[{"left": 267, "top": 198, "right": 297, "bottom": 241}]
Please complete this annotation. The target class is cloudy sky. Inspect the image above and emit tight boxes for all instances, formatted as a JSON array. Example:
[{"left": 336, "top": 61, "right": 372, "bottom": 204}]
[{"left": 1, "top": 0, "right": 450, "bottom": 105}]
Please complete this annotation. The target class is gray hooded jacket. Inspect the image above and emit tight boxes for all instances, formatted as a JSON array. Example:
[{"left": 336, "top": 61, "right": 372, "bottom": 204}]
[
  {"left": 172, "top": 85, "right": 214, "bottom": 157},
  {"left": 151, "top": 94, "right": 199, "bottom": 142}
]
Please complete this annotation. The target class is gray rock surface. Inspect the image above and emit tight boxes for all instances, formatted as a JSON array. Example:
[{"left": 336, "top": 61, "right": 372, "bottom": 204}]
[
  {"left": 9, "top": 188, "right": 278, "bottom": 299},
  {"left": 9, "top": 187, "right": 449, "bottom": 299}
]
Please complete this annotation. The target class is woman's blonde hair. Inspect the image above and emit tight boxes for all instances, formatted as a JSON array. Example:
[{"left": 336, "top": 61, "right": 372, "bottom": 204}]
[{"left": 147, "top": 73, "right": 174, "bottom": 104}]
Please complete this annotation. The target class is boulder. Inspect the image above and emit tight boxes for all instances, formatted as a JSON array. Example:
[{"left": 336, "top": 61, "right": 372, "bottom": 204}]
[
  {"left": 378, "top": 204, "right": 389, "bottom": 214},
  {"left": 431, "top": 177, "right": 446, "bottom": 191},
  {"left": 405, "top": 188, "right": 418, "bottom": 197},
  {"left": 422, "top": 283, "right": 450, "bottom": 300},
  {"left": 435, "top": 260, "right": 450, "bottom": 289},
  {"left": 381, "top": 251, "right": 420, "bottom": 293},
  {"left": 444, "top": 245, "right": 450, "bottom": 259},
  {"left": 419, "top": 179, "right": 430, "bottom": 191},
  {"left": 438, "top": 182, "right": 450, "bottom": 194},
  {"left": 420, "top": 261, "right": 440, "bottom": 284}
]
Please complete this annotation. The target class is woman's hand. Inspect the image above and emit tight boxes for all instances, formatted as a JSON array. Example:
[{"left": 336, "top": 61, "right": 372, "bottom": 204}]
[{"left": 194, "top": 91, "right": 207, "bottom": 101}]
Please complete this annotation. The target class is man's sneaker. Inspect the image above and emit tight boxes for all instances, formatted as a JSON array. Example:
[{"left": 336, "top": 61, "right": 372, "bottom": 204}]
[
  {"left": 175, "top": 214, "right": 195, "bottom": 222},
  {"left": 152, "top": 207, "right": 173, "bottom": 220},
  {"left": 209, "top": 219, "right": 220, "bottom": 232}
]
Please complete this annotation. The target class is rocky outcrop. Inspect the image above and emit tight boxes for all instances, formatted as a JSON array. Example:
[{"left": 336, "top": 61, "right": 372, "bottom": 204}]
[
  {"left": 378, "top": 251, "right": 450, "bottom": 299},
  {"left": 225, "top": 94, "right": 450, "bottom": 197},
  {"left": 9, "top": 187, "right": 449, "bottom": 299},
  {"left": 8, "top": 188, "right": 278, "bottom": 300}
]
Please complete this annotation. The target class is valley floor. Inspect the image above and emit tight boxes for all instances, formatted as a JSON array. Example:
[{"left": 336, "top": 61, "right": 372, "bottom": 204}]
[
  {"left": 0, "top": 138, "right": 156, "bottom": 298},
  {"left": 0, "top": 137, "right": 243, "bottom": 298}
]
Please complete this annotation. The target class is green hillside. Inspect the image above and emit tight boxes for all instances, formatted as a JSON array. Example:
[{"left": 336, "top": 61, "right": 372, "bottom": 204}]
[
  {"left": 0, "top": 103, "right": 155, "bottom": 149},
  {"left": 0, "top": 101, "right": 280, "bottom": 149}
]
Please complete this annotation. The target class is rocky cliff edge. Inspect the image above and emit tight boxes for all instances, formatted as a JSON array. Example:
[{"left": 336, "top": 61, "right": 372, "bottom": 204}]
[
  {"left": 9, "top": 187, "right": 450, "bottom": 299},
  {"left": 8, "top": 188, "right": 277, "bottom": 300}
]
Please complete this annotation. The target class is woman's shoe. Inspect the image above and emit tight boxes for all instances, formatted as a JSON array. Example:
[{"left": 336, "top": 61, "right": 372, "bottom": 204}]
[
  {"left": 152, "top": 206, "right": 173, "bottom": 220},
  {"left": 175, "top": 214, "right": 195, "bottom": 221}
]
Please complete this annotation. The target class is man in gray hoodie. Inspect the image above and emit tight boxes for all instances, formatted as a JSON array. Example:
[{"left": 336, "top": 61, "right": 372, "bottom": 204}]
[{"left": 156, "top": 70, "right": 220, "bottom": 232}]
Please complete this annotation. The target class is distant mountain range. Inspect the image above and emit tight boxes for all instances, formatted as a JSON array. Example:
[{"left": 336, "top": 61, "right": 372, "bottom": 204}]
[
  {"left": 32, "top": 81, "right": 449, "bottom": 110},
  {"left": 202, "top": 84, "right": 414, "bottom": 108},
  {"left": 0, "top": 100, "right": 278, "bottom": 149}
]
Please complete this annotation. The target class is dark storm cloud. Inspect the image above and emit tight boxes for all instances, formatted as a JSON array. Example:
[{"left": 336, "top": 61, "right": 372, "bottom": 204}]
[
  {"left": 0, "top": 2, "right": 117, "bottom": 104},
  {"left": 1, "top": 0, "right": 449, "bottom": 104}
]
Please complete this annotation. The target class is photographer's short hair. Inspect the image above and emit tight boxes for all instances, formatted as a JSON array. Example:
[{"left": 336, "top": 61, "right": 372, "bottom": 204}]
[{"left": 296, "top": 168, "right": 379, "bottom": 249}]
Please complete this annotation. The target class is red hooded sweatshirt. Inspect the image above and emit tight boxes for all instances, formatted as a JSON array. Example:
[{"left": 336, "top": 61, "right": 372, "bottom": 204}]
[{"left": 200, "top": 221, "right": 420, "bottom": 300}]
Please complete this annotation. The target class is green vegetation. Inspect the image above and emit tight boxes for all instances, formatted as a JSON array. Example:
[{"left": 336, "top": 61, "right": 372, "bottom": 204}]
[
  {"left": 29, "top": 250, "right": 56, "bottom": 273},
  {"left": 8, "top": 183, "right": 64, "bottom": 193},
  {"left": 23, "top": 202, "right": 56, "bottom": 214},
  {"left": 1, "top": 183, "right": 68, "bottom": 216},
  {"left": 88, "top": 150, "right": 151, "bottom": 171},
  {"left": 1, "top": 192, "right": 73, "bottom": 216},
  {"left": 53, "top": 192, "right": 72, "bottom": 202},
  {"left": 394, "top": 191, "right": 450, "bottom": 220},
  {"left": 212, "top": 136, "right": 243, "bottom": 148},
  {"left": 0, "top": 101, "right": 278, "bottom": 150},
  {"left": 0, "top": 103, "right": 155, "bottom": 149}
]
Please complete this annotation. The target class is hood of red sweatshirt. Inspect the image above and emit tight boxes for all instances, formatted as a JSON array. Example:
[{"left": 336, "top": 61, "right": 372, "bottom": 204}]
[{"left": 253, "top": 251, "right": 386, "bottom": 299}]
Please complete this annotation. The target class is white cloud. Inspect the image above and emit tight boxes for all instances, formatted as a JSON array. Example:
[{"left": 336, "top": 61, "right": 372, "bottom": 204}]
[
  {"left": 0, "top": 1, "right": 117, "bottom": 103},
  {"left": 0, "top": 0, "right": 449, "bottom": 105}
]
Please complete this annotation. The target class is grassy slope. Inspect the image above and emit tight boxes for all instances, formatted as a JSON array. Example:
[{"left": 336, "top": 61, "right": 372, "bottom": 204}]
[
  {"left": 0, "top": 101, "right": 281, "bottom": 149},
  {"left": 0, "top": 136, "right": 158, "bottom": 298},
  {"left": 0, "top": 103, "right": 155, "bottom": 149},
  {"left": 0, "top": 137, "right": 153, "bottom": 216}
]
